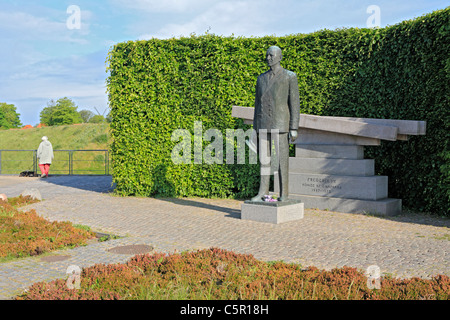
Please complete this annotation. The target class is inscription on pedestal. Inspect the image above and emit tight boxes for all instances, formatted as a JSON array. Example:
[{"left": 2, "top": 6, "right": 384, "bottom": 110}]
[
  {"left": 303, "top": 177, "right": 342, "bottom": 194},
  {"left": 275, "top": 173, "right": 388, "bottom": 200}
]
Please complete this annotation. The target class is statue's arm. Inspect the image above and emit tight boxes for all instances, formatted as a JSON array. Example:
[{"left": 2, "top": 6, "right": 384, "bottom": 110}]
[
  {"left": 253, "top": 76, "right": 261, "bottom": 131},
  {"left": 288, "top": 72, "right": 300, "bottom": 132}
]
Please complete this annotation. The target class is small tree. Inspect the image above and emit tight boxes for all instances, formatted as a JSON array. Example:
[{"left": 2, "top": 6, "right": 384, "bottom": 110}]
[
  {"left": 40, "top": 97, "right": 83, "bottom": 126},
  {"left": 0, "top": 102, "right": 22, "bottom": 129},
  {"left": 0, "top": 109, "right": 8, "bottom": 129},
  {"left": 89, "top": 115, "right": 106, "bottom": 123},
  {"left": 79, "top": 109, "right": 95, "bottom": 123}
]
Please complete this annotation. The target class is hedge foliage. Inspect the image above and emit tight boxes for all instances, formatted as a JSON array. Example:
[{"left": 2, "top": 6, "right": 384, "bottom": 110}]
[{"left": 107, "top": 8, "right": 449, "bottom": 215}]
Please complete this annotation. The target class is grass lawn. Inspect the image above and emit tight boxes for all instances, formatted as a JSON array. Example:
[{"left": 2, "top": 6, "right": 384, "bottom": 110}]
[{"left": 0, "top": 123, "right": 110, "bottom": 174}]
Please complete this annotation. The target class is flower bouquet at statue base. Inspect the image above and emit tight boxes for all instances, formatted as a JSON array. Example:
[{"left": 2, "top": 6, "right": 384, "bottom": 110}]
[{"left": 262, "top": 195, "right": 278, "bottom": 202}]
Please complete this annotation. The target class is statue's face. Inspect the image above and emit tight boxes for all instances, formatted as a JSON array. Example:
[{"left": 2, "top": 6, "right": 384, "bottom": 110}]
[{"left": 266, "top": 47, "right": 282, "bottom": 67}]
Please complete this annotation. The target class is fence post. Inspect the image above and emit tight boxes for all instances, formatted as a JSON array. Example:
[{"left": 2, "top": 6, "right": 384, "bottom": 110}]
[
  {"left": 107, "top": 150, "right": 110, "bottom": 176},
  {"left": 33, "top": 150, "right": 38, "bottom": 174},
  {"left": 0, "top": 149, "right": 110, "bottom": 176},
  {"left": 69, "top": 151, "right": 73, "bottom": 175}
]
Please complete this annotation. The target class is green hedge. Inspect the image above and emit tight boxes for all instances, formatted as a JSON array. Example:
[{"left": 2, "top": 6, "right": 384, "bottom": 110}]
[{"left": 107, "top": 7, "right": 449, "bottom": 215}]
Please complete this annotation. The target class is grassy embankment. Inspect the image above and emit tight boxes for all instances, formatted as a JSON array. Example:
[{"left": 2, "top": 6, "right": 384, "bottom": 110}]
[{"left": 0, "top": 123, "right": 110, "bottom": 175}]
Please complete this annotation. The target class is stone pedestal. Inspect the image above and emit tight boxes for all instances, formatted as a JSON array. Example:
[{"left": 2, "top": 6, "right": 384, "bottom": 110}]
[
  {"left": 274, "top": 144, "right": 402, "bottom": 215},
  {"left": 231, "top": 106, "right": 426, "bottom": 216},
  {"left": 241, "top": 200, "right": 304, "bottom": 224}
]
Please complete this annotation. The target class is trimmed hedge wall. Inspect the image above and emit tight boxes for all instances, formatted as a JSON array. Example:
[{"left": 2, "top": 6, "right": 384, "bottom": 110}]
[{"left": 107, "top": 8, "right": 449, "bottom": 215}]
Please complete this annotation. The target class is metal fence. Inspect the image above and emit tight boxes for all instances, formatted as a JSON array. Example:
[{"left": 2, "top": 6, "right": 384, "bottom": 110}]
[{"left": 0, "top": 149, "right": 111, "bottom": 175}]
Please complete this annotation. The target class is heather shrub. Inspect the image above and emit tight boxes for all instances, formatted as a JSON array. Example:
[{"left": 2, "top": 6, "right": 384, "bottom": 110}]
[
  {"left": 19, "top": 279, "right": 121, "bottom": 300},
  {"left": 16, "top": 248, "right": 450, "bottom": 300},
  {"left": 0, "top": 196, "right": 96, "bottom": 260}
]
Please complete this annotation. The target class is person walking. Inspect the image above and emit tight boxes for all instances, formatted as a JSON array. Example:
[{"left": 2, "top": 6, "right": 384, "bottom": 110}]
[{"left": 37, "top": 136, "right": 54, "bottom": 178}]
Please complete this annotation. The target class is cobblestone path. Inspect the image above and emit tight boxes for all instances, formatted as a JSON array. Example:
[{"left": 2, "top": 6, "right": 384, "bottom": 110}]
[{"left": 0, "top": 175, "right": 448, "bottom": 299}]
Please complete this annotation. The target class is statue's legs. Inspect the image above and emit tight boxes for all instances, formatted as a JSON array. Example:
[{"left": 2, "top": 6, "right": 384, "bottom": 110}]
[
  {"left": 251, "top": 132, "right": 271, "bottom": 201},
  {"left": 250, "top": 172, "right": 271, "bottom": 202},
  {"left": 277, "top": 133, "right": 289, "bottom": 201},
  {"left": 251, "top": 132, "right": 289, "bottom": 202}
]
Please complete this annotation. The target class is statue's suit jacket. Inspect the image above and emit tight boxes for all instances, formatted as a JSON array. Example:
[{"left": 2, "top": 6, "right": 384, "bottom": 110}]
[{"left": 253, "top": 67, "right": 300, "bottom": 133}]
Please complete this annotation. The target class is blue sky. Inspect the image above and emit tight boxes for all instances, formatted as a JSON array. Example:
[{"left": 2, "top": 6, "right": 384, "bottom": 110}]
[{"left": 0, "top": 0, "right": 447, "bottom": 126}]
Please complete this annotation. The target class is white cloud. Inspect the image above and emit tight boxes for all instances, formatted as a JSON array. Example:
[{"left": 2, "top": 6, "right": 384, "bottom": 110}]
[
  {"left": 2, "top": 52, "right": 106, "bottom": 98},
  {"left": 0, "top": 51, "right": 108, "bottom": 125},
  {"left": 139, "top": 0, "right": 274, "bottom": 39},
  {"left": 134, "top": 0, "right": 450, "bottom": 40},
  {"left": 1, "top": 0, "right": 447, "bottom": 126},
  {"left": 110, "top": 0, "right": 212, "bottom": 13},
  {"left": 0, "top": 9, "right": 91, "bottom": 43}
]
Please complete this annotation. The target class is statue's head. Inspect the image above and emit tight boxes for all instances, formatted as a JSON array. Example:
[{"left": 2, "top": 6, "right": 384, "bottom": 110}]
[{"left": 266, "top": 46, "right": 282, "bottom": 67}]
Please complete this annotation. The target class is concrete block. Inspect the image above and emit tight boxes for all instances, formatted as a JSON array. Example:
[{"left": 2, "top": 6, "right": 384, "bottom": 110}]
[
  {"left": 296, "top": 128, "right": 381, "bottom": 146},
  {"left": 320, "top": 116, "right": 426, "bottom": 135},
  {"left": 289, "top": 157, "right": 375, "bottom": 176},
  {"left": 232, "top": 106, "right": 426, "bottom": 137},
  {"left": 283, "top": 194, "right": 402, "bottom": 216},
  {"left": 299, "top": 114, "right": 398, "bottom": 141},
  {"left": 274, "top": 173, "right": 388, "bottom": 200},
  {"left": 241, "top": 200, "right": 304, "bottom": 224},
  {"left": 232, "top": 105, "right": 254, "bottom": 120},
  {"left": 295, "top": 144, "right": 364, "bottom": 159}
]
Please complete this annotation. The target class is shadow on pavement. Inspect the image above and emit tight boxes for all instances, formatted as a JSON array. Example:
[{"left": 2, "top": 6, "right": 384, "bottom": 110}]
[
  {"left": 156, "top": 197, "right": 241, "bottom": 219},
  {"left": 43, "top": 175, "right": 116, "bottom": 193},
  {"left": 368, "top": 211, "right": 450, "bottom": 228},
  {"left": 28, "top": 176, "right": 450, "bottom": 228}
]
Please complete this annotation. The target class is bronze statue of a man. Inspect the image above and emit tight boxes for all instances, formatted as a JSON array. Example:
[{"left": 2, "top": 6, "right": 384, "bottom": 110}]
[{"left": 251, "top": 46, "right": 300, "bottom": 202}]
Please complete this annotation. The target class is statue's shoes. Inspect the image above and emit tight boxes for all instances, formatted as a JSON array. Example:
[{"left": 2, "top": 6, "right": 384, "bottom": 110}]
[{"left": 250, "top": 194, "right": 265, "bottom": 202}]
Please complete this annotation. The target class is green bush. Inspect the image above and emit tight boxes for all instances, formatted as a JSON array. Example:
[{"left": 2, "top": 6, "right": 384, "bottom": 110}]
[{"left": 107, "top": 8, "right": 449, "bottom": 215}]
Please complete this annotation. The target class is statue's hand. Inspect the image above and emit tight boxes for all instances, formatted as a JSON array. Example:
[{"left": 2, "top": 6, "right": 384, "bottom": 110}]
[{"left": 289, "top": 130, "right": 298, "bottom": 142}]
